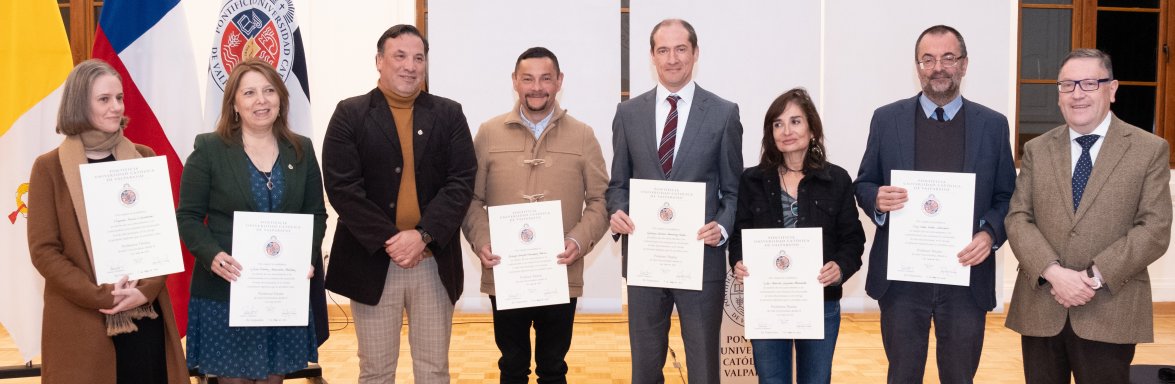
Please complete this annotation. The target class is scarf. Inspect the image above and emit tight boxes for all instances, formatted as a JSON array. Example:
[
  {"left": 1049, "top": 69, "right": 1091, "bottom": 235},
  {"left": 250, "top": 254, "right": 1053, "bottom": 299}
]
[{"left": 58, "top": 128, "right": 159, "bottom": 336}]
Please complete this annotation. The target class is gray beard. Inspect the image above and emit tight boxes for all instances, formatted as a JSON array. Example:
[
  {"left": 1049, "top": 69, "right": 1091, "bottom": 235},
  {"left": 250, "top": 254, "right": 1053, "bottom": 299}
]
[{"left": 923, "top": 82, "right": 960, "bottom": 105}]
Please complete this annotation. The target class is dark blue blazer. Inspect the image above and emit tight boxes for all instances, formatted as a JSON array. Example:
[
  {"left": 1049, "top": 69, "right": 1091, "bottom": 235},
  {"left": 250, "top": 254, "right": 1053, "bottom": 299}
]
[{"left": 853, "top": 93, "right": 1016, "bottom": 311}]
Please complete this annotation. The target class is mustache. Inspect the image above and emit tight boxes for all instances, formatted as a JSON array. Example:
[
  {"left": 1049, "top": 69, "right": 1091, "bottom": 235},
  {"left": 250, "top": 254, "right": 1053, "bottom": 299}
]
[{"left": 930, "top": 72, "right": 952, "bottom": 79}]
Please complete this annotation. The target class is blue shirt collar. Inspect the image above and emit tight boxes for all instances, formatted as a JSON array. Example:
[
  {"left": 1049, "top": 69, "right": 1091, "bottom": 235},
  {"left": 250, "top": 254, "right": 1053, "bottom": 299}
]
[
  {"left": 918, "top": 93, "right": 963, "bottom": 121},
  {"left": 519, "top": 107, "right": 555, "bottom": 138}
]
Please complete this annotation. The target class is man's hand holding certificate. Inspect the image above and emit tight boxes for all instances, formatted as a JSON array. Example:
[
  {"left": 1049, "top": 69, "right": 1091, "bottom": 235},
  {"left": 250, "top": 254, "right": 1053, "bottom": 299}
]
[
  {"left": 488, "top": 200, "right": 569, "bottom": 310},
  {"left": 887, "top": 170, "right": 975, "bottom": 286},
  {"left": 624, "top": 179, "right": 706, "bottom": 291}
]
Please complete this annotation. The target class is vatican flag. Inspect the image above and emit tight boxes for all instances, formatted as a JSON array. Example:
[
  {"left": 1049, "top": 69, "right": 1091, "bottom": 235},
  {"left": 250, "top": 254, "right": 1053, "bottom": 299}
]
[{"left": 0, "top": 0, "right": 74, "bottom": 362}]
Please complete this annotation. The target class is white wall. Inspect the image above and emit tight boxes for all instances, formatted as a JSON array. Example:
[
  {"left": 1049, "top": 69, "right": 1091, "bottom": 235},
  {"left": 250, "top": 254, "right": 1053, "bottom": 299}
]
[
  {"left": 628, "top": 1, "right": 823, "bottom": 167},
  {"left": 173, "top": 0, "right": 1175, "bottom": 312}
]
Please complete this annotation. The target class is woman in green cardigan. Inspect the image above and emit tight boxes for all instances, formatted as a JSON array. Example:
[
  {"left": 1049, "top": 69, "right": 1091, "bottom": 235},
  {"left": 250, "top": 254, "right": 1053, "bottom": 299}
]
[{"left": 176, "top": 58, "right": 327, "bottom": 384}]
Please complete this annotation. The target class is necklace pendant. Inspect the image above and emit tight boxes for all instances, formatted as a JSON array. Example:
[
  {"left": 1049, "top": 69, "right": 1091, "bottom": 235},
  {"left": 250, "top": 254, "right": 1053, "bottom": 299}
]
[{"left": 266, "top": 180, "right": 274, "bottom": 190}]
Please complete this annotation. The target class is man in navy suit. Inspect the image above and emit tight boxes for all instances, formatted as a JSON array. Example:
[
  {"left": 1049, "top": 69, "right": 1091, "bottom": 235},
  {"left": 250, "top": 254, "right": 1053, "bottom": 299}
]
[
  {"left": 853, "top": 25, "right": 1016, "bottom": 384},
  {"left": 607, "top": 19, "right": 743, "bottom": 384}
]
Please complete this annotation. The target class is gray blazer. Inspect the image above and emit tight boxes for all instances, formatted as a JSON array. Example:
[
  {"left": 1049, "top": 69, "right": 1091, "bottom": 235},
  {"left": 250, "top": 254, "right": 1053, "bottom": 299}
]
[
  {"left": 1005, "top": 114, "right": 1171, "bottom": 344},
  {"left": 606, "top": 84, "right": 743, "bottom": 283}
]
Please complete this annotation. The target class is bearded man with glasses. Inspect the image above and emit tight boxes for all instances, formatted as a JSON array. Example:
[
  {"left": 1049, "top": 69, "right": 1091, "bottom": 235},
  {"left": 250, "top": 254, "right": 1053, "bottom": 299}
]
[{"left": 854, "top": 24, "right": 1017, "bottom": 384}]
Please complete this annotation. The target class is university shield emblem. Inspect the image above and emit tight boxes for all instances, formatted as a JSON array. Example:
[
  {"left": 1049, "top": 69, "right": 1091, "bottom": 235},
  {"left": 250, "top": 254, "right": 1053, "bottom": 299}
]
[{"left": 209, "top": 0, "right": 297, "bottom": 90}]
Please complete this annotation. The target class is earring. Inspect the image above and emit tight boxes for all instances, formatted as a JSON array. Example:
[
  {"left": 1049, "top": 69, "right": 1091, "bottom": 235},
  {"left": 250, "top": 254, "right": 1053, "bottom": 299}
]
[{"left": 234, "top": 112, "right": 239, "bottom": 122}]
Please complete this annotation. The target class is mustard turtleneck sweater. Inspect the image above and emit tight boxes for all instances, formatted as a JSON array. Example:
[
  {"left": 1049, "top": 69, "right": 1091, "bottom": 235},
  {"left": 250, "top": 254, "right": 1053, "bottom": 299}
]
[{"left": 379, "top": 83, "right": 422, "bottom": 231}]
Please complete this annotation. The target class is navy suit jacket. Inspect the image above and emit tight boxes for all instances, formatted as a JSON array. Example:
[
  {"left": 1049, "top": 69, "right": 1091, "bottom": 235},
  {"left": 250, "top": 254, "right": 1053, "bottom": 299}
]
[{"left": 854, "top": 93, "right": 1016, "bottom": 310}]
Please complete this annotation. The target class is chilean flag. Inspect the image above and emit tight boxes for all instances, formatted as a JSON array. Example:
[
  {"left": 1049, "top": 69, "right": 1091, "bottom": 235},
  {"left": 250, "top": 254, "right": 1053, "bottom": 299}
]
[{"left": 92, "top": 0, "right": 203, "bottom": 335}]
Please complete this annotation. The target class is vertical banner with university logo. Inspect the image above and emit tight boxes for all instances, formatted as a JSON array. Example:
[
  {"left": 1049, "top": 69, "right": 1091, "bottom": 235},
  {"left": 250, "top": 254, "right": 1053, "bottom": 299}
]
[
  {"left": 0, "top": 0, "right": 74, "bottom": 362},
  {"left": 721, "top": 266, "right": 758, "bottom": 381},
  {"left": 206, "top": 0, "right": 312, "bottom": 136},
  {"left": 206, "top": 0, "right": 326, "bottom": 344}
]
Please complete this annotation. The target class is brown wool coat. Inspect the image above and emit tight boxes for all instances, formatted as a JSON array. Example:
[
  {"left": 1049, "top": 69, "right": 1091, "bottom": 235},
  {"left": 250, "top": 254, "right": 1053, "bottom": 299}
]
[
  {"left": 27, "top": 145, "right": 188, "bottom": 384},
  {"left": 1005, "top": 115, "right": 1172, "bottom": 344},
  {"left": 462, "top": 103, "right": 611, "bottom": 297}
]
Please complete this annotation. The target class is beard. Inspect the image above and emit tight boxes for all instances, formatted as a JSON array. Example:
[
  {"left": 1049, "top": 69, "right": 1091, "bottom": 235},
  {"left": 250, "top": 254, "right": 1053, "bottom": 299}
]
[
  {"left": 524, "top": 93, "right": 551, "bottom": 112},
  {"left": 921, "top": 72, "right": 960, "bottom": 104}
]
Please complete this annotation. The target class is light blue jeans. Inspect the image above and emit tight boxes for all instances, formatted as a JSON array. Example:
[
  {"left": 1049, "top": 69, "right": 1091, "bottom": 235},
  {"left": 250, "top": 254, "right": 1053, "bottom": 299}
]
[{"left": 750, "top": 300, "right": 841, "bottom": 384}]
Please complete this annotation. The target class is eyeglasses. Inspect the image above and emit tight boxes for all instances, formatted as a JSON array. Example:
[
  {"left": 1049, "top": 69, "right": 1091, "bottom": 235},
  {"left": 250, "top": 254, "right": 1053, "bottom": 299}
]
[
  {"left": 1057, "top": 78, "right": 1112, "bottom": 93},
  {"left": 916, "top": 55, "right": 965, "bottom": 70}
]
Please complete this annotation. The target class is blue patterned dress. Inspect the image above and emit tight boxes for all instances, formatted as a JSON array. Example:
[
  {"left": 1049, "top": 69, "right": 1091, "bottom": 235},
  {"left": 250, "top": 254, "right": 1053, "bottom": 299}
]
[{"left": 186, "top": 155, "right": 318, "bottom": 379}]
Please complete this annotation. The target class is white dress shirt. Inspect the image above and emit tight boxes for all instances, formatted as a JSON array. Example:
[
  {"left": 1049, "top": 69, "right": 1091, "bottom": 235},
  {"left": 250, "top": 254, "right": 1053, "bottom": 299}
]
[
  {"left": 652, "top": 81, "right": 728, "bottom": 243},
  {"left": 1069, "top": 113, "right": 1111, "bottom": 173}
]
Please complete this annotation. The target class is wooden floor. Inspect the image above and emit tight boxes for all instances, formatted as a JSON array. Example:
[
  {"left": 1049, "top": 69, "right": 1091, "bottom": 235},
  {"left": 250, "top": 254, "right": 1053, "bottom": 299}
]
[{"left": 3, "top": 306, "right": 1174, "bottom": 383}]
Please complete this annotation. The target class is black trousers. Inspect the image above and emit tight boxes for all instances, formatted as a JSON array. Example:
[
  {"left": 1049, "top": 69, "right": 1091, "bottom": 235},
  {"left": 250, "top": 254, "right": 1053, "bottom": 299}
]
[
  {"left": 112, "top": 300, "right": 168, "bottom": 384},
  {"left": 1021, "top": 318, "right": 1136, "bottom": 384},
  {"left": 489, "top": 296, "right": 577, "bottom": 384}
]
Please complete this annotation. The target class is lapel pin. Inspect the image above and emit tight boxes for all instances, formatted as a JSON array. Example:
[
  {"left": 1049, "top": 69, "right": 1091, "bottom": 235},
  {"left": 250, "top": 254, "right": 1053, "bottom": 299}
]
[
  {"left": 417, "top": 129, "right": 423, "bottom": 135},
  {"left": 288, "top": 164, "right": 293, "bottom": 170}
]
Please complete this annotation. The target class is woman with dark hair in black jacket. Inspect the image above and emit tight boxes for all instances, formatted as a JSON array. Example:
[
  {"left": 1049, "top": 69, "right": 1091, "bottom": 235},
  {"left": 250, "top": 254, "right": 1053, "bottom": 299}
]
[{"left": 729, "top": 88, "right": 866, "bottom": 384}]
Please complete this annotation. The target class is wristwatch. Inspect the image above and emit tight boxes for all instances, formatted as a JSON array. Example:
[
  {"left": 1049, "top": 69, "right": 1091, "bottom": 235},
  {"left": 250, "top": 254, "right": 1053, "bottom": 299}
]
[
  {"left": 416, "top": 228, "right": 433, "bottom": 244},
  {"left": 1086, "top": 268, "right": 1104, "bottom": 290}
]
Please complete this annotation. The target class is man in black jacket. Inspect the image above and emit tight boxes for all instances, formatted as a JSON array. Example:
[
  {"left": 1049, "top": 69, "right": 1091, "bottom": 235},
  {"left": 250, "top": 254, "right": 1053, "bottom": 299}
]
[{"left": 322, "top": 24, "right": 476, "bottom": 384}]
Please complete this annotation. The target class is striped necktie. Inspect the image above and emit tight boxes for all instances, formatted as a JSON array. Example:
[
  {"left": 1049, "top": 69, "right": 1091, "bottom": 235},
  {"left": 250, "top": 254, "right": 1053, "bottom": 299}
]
[{"left": 658, "top": 94, "right": 682, "bottom": 176}]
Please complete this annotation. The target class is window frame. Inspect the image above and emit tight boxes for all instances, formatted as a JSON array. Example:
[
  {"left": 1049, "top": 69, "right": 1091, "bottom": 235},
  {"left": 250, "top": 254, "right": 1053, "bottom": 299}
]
[{"left": 1015, "top": 0, "right": 1174, "bottom": 166}]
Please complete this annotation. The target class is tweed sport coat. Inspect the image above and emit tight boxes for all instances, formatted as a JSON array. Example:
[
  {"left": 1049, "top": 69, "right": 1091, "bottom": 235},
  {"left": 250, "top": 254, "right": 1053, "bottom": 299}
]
[{"left": 1005, "top": 114, "right": 1172, "bottom": 344}]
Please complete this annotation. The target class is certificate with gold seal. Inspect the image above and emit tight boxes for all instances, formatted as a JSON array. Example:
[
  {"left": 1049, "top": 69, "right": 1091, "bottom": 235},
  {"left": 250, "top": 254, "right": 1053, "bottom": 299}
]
[
  {"left": 229, "top": 211, "right": 312, "bottom": 327},
  {"left": 627, "top": 179, "right": 705, "bottom": 290},
  {"left": 79, "top": 156, "right": 184, "bottom": 284},
  {"left": 489, "top": 200, "right": 568, "bottom": 310}
]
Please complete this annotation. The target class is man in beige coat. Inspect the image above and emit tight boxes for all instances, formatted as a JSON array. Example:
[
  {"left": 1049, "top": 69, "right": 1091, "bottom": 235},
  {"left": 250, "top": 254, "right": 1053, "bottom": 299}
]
[
  {"left": 1005, "top": 48, "right": 1172, "bottom": 384},
  {"left": 462, "top": 46, "right": 610, "bottom": 384}
]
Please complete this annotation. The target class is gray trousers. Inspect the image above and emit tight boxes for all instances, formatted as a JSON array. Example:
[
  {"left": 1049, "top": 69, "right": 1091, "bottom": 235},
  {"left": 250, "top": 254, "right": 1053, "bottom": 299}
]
[
  {"left": 628, "top": 281, "right": 724, "bottom": 384},
  {"left": 353, "top": 257, "right": 454, "bottom": 384}
]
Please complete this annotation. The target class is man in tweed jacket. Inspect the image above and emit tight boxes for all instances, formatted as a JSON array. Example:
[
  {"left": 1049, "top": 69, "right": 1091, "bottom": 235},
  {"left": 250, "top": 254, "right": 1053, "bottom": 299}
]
[{"left": 1005, "top": 48, "right": 1172, "bottom": 384}]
